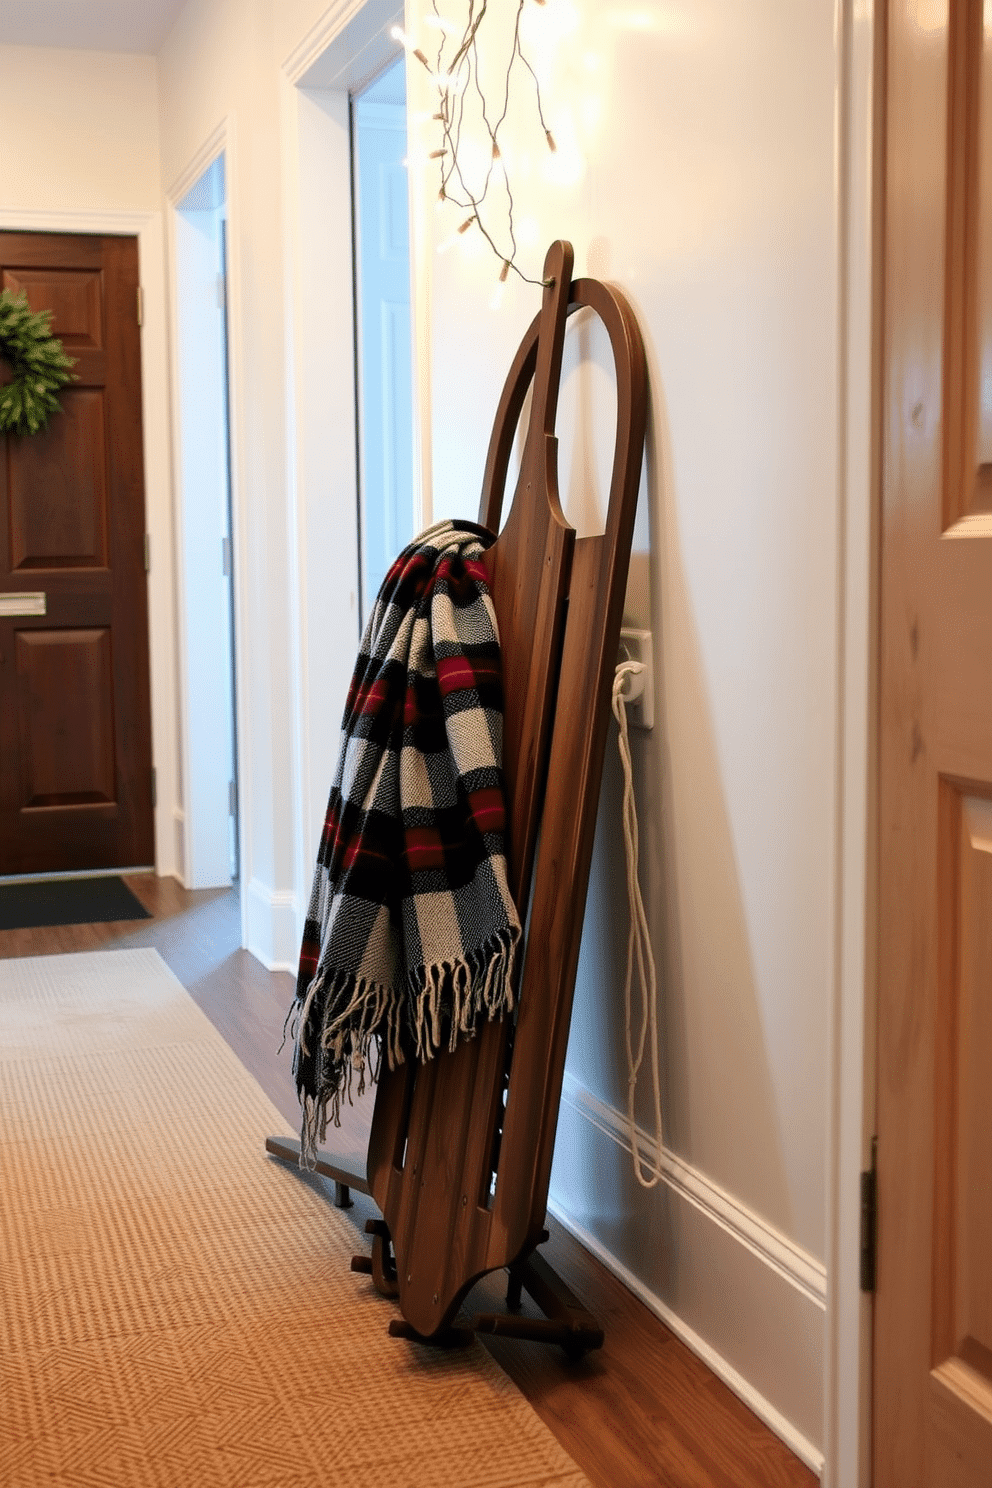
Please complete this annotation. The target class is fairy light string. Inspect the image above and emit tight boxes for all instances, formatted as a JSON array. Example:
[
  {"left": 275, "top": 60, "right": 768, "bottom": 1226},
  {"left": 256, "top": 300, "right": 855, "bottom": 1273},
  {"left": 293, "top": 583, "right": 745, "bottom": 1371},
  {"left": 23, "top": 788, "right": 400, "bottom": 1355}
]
[{"left": 394, "top": 0, "right": 558, "bottom": 287}]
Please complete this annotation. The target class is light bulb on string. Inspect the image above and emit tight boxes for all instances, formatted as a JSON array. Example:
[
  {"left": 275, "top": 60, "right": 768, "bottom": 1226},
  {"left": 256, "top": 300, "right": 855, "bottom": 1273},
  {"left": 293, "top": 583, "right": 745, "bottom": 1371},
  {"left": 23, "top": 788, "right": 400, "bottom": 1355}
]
[
  {"left": 460, "top": 226, "right": 487, "bottom": 261},
  {"left": 423, "top": 13, "right": 459, "bottom": 34},
  {"left": 489, "top": 259, "right": 511, "bottom": 311},
  {"left": 389, "top": 23, "right": 430, "bottom": 68},
  {"left": 420, "top": 0, "right": 568, "bottom": 288},
  {"left": 437, "top": 215, "right": 477, "bottom": 255},
  {"left": 540, "top": 107, "right": 584, "bottom": 186}
]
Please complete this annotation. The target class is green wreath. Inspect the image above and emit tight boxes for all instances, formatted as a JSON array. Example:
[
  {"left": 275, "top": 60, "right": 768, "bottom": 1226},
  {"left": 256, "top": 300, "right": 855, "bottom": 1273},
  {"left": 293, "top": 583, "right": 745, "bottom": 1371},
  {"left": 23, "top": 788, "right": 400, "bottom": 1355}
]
[{"left": 0, "top": 289, "right": 76, "bottom": 436}]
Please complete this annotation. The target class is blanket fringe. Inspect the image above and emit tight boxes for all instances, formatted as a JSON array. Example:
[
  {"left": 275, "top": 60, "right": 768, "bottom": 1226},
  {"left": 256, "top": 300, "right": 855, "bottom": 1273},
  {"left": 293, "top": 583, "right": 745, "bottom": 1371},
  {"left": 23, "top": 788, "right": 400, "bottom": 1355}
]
[
  {"left": 296, "top": 928, "right": 518, "bottom": 1169},
  {"left": 410, "top": 928, "right": 518, "bottom": 1062},
  {"left": 297, "top": 970, "right": 393, "bottom": 1168}
]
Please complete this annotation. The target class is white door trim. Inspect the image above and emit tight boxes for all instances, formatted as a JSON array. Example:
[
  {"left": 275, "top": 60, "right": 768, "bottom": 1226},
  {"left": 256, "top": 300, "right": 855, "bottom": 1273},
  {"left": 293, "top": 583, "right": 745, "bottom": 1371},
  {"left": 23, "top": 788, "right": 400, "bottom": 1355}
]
[
  {"left": 821, "top": 3, "right": 879, "bottom": 1484},
  {"left": 165, "top": 120, "right": 249, "bottom": 952}
]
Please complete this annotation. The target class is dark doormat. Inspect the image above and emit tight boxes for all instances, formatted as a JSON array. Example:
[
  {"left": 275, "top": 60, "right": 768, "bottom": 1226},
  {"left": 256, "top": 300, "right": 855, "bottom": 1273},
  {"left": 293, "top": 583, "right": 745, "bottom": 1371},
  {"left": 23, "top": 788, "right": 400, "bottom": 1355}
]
[{"left": 0, "top": 877, "right": 152, "bottom": 931}]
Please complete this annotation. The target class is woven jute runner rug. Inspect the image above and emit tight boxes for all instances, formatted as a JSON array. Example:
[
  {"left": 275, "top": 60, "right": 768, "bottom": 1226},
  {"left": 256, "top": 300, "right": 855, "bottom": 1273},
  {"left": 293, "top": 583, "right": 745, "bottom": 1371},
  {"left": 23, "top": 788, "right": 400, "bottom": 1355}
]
[{"left": 0, "top": 948, "right": 589, "bottom": 1487}]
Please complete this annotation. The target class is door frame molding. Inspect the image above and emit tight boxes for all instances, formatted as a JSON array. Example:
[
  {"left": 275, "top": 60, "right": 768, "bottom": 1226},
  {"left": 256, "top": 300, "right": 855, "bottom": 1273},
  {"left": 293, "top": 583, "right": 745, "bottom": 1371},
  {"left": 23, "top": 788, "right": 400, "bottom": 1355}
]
[
  {"left": 821, "top": 2, "right": 884, "bottom": 1484},
  {"left": 165, "top": 119, "right": 248, "bottom": 931},
  {"left": 0, "top": 206, "right": 178, "bottom": 883}
]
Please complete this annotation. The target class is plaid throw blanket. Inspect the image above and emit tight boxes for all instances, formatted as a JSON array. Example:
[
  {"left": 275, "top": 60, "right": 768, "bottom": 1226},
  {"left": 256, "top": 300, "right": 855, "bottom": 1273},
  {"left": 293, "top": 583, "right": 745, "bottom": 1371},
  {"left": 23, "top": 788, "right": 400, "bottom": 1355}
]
[{"left": 288, "top": 519, "right": 521, "bottom": 1166}]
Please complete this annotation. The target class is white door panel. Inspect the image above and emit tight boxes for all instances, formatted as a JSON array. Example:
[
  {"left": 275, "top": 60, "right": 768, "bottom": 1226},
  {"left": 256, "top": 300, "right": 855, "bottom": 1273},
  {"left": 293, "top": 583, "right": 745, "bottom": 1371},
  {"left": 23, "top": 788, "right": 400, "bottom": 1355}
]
[{"left": 354, "top": 71, "right": 414, "bottom": 616}]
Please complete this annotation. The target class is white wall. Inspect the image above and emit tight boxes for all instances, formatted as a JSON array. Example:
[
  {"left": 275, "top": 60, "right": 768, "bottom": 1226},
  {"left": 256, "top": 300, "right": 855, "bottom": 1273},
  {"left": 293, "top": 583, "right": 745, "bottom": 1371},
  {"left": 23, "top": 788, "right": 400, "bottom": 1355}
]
[
  {"left": 0, "top": 48, "right": 161, "bottom": 215},
  {"left": 405, "top": 0, "right": 873, "bottom": 1471},
  {"left": 0, "top": 46, "right": 178, "bottom": 878}
]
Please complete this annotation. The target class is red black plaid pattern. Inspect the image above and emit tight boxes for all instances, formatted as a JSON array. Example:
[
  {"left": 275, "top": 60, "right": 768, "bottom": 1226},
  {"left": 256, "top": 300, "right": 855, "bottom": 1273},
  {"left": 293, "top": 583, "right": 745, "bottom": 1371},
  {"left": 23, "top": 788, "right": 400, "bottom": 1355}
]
[{"left": 288, "top": 521, "right": 520, "bottom": 1165}]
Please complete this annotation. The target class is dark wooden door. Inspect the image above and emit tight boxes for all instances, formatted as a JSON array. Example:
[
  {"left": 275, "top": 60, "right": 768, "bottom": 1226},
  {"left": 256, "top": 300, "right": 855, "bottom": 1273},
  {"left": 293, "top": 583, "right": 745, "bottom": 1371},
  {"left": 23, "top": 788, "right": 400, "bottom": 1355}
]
[{"left": 0, "top": 232, "right": 154, "bottom": 875}]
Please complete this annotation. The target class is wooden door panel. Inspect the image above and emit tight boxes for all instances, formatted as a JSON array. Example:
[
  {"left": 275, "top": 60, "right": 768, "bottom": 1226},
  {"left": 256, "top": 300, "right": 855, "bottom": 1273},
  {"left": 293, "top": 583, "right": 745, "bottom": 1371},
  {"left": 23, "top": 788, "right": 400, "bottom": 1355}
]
[
  {"left": 2, "top": 267, "right": 103, "bottom": 349},
  {"left": 928, "top": 1361, "right": 992, "bottom": 1488},
  {"left": 931, "top": 545, "right": 992, "bottom": 764},
  {"left": 8, "top": 390, "right": 110, "bottom": 569},
  {"left": 0, "top": 230, "right": 152, "bottom": 874},
  {"left": 949, "top": 794, "right": 992, "bottom": 1361},
  {"left": 15, "top": 629, "right": 115, "bottom": 806},
  {"left": 878, "top": 4, "right": 992, "bottom": 1484},
  {"left": 932, "top": 785, "right": 992, "bottom": 1389},
  {"left": 944, "top": 0, "right": 992, "bottom": 529}
]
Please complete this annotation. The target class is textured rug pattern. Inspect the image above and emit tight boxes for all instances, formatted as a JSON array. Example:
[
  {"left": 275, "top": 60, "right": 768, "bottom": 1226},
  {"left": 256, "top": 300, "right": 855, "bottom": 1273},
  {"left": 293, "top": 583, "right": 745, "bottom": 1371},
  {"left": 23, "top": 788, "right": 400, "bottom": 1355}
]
[{"left": 0, "top": 949, "right": 588, "bottom": 1488}]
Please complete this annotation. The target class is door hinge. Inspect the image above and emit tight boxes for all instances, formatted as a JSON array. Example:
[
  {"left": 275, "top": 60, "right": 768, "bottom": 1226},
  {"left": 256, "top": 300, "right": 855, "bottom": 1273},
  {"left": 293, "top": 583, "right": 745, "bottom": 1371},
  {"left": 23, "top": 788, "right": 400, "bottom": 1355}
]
[
  {"left": 228, "top": 779, "right": 237, "bottom": 818},
  {"left": 137, "top": 286, "right": 144, "bottom": 327},
  {"left": 216, "top": 273, "right": 226, "bottom": 310},
  {"left": 151, "top": 767, "right": 157, "bottom": 809},
  {"left": 860, "top": 1136, "right": 878, "bottom": 1293},
  {"left": 144, "top": 533, "right": 151, "bottom": 572},
  {"left": 222, "top": 535, "right": 231, "bottom": 577}
]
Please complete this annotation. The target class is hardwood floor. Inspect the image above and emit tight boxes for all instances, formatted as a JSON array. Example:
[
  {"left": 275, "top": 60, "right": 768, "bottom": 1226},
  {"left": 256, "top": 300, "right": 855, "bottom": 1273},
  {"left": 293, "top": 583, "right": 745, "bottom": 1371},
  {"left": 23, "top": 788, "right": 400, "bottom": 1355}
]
[{"left": 1, "top": 874, "right": 818, "bottom": 1488}]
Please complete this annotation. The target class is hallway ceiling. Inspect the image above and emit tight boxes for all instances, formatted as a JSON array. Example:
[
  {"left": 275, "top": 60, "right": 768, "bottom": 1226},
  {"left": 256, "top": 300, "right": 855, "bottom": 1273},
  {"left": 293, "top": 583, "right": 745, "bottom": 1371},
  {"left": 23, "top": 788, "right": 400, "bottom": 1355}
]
[{"left": 0, "top": 0, "right": 187, "bottom": 54}]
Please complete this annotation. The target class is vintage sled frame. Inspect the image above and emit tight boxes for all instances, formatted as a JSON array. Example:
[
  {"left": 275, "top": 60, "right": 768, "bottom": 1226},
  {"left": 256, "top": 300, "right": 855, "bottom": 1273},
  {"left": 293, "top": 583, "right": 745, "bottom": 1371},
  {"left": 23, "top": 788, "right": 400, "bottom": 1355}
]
[{"left": 268, "top": 240, "right": 648, "bottom": 1354}]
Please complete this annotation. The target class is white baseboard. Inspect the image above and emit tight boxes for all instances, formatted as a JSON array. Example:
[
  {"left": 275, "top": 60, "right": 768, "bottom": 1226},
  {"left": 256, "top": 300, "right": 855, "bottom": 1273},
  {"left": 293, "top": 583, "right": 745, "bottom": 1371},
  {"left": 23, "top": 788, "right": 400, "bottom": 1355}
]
[
  {"left": 169, "top": 807, "right": 186, "bottom": 885},
  {"left": 549, "top": 1073, "right": 825, "bottom": 1477},
  {"left": 244, "top": 878, "right": 298, "bottom": 971}
]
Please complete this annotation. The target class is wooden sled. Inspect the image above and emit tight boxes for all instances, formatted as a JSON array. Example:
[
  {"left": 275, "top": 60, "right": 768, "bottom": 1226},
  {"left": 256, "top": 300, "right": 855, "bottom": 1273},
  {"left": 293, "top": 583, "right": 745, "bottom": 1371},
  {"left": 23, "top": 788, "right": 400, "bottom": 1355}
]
[{"left": 268, "top": 240, "right": 648, "bottom": 1355}]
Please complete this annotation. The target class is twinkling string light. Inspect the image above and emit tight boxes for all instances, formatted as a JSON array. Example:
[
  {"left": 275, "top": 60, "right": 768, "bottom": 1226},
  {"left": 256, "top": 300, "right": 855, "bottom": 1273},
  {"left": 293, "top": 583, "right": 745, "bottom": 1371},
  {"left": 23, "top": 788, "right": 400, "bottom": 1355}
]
[{"left": 393, "top": 0, "right": 559, "bottom": 288}]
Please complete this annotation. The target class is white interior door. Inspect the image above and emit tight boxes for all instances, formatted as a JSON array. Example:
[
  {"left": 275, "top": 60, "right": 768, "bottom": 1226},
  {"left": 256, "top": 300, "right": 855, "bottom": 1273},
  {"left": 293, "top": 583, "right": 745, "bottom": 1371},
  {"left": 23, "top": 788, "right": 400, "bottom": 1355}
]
[
  {"left": 353, "top": 60, "right": 414, "bottom": 618},
  {"left": 174, "top": 155, "right": 238, "bottom": 889}
]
